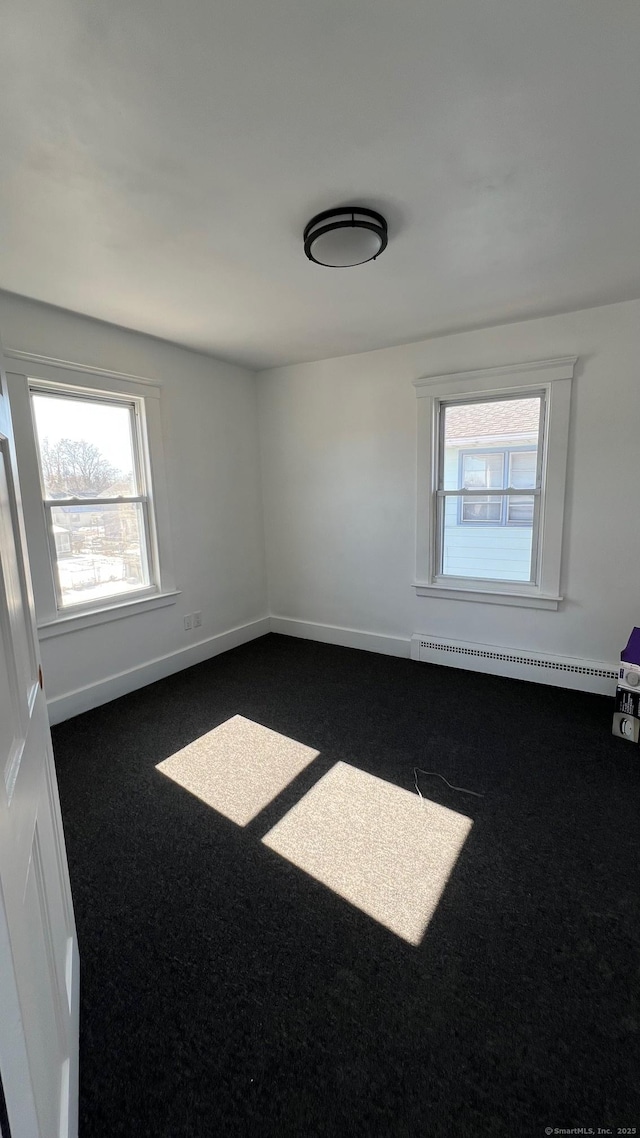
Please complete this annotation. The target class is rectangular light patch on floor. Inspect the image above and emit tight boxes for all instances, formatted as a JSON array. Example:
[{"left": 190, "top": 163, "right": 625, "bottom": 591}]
[
  {"left": 156, "top": 714, "right": 319, "bottom": 826},
  {"left": 262, "top": 761, "right": 472, "bottom": 945}
]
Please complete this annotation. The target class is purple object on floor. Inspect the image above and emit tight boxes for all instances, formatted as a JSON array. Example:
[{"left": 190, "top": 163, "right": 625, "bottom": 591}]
[{"left": 621, "top": 627, "right": 640, "bottom": 664}]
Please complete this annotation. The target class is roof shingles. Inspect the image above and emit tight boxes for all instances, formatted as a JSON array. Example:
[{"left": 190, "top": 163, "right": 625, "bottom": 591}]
[{"left": 445, "top": 397, "right": 540, "bottom": 442}]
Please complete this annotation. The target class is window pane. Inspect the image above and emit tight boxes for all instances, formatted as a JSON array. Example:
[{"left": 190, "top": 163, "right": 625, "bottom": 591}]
[
  {"left": 440, "top": 395, "right": 541, "bottom": 581},
  {"left": 441, "top": 493, "right": 534, "bottom": 582},
  {"left": 461, "top": 452, "right": 504, "bottom": 490},
  {"left": 509, "top": 450, "right": 537, "bottom": 489},
  {"left": 32, "top": 393, "right": 138, "bottom": 498},
  {"left": 50, "top": 503, "right": 150, "bottom": 607},
  {"left": 442, "top": 396, "right": 541, "bottom": 490},
  {"left": 461, "top": 497, "right": 502, "bottom": 522},
  {"left": 507, "top": 495, "right": 535, "bottom": 524}
]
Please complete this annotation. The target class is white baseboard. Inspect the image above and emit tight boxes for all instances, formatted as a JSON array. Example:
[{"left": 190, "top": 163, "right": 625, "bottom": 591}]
[
  {"left": 47, "top": 616, "right": 270, "bottom": 725},
  {"left": 47, "top": 612, "right": 615, "bottom": 725},
  {"left": 269, "top": 615, "right": 411, "bottom": 659}
]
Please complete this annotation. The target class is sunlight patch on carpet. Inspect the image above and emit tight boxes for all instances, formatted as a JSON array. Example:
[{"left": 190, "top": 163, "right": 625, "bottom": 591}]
[
  {"left": 156, "top": 715, "right": 319, "bottom": 825},
  {"left": 262, "top": 761, "right": 472, "bottom": 945}
]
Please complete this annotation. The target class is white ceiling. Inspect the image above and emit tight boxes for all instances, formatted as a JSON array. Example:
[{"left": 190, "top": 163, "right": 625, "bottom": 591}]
[{"left": 1, "top": 0, "right": 639, "bottom": 370}]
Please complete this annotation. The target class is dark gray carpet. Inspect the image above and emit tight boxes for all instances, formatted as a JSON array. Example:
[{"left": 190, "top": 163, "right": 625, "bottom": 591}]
[{"left": 52, "top": 633, "right": 640, "bottom": 1137}]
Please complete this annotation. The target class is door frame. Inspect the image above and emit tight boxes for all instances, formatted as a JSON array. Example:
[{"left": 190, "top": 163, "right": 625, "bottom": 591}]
[{"left": 0, "top": 348, "right": 79, "bottom": 1138}]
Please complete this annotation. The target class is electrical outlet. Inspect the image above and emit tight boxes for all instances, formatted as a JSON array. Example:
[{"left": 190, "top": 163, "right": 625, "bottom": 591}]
[
  {"left": 193, "top": 611, "right": 202, "bottom": 628},
  {"left": 183, "top": 614, "right": 193, "bottom": 631}
]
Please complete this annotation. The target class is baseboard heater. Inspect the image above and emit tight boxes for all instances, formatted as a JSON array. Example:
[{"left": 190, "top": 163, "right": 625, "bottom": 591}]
[{"left": 411, "top": 634, "right": 617, "bottom": 695}]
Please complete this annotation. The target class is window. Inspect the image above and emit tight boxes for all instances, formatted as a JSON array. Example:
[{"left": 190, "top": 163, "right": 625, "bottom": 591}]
[
  {"left": 506, "top": 451, "right": 536, "bottom": 524},
  {"left": 459, "top": 452, "right": 504, "bottom": 523},
  {"left": 458, "top": 448, "right": 537, "bottom": 526},
  {"left": 413, "top": 357, "right": 576, "bottom": 609},
  {"left": 440, "top": 395, "right": 543, "bottom": 583},
  {"left": 31, "top": 388, "right": 155, "bottom": 610},
  {"left": 6, "top": 360, "right": 177, "bottom": 634}
]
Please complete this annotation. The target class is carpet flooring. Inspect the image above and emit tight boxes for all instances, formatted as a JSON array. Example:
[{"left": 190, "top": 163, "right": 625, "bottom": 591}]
[{"left": 52, "top": 633, "right": 640, "bottom": 1137}]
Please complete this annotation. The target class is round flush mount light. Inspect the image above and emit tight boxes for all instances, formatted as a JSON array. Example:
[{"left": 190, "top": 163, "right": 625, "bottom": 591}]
[{"left": 303, "top": 206, "right": 388, "bottom": 267}]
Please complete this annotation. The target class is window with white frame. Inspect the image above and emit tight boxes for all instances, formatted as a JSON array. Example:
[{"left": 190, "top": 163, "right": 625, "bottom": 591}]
[
  {"left": 439, "top": 393, "right": 544, "bottom": 583},
  {"left": 30, "top": 385, "right": 156, "bottom": 610},
  {"left": 6, "top": 361, "right": 177, "bottom": 633},
  {"left": 413, "top": 357, "right": 576, "bottom": 609}
]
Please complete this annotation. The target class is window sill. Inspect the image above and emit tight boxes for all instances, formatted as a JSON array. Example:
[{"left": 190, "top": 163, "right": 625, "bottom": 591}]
[
  {"left": 412, "top": 582, "right": 562, "bottom": 610},
  {"left": 37, "top": 589, "right": 181, "bottom": 639}
]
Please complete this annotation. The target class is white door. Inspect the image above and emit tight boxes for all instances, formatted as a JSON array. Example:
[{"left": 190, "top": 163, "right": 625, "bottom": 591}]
[{"left": 0, "top": 361, "right": 79, "bottom": 1138}]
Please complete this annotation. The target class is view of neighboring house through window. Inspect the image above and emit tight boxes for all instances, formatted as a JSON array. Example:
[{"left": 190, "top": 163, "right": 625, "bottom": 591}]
[
  {"left": 30, "top": 387, "right": 155, "bottom": 609},
  {"left": 439, "top": 395, "right": 543, "bottom": 582}
]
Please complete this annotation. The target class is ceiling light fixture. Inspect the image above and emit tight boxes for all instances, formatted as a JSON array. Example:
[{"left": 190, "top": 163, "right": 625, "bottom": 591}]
[{"left": 303, "top": 206, "right": 388, "bottom": 267}]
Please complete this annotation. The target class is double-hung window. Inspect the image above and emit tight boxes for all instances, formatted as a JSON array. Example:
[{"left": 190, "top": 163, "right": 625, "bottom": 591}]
[
  {"left": 31, "top": 386, "right": 155, "bottom": 610},
  {"left": 413, "top": 357, "right": 576, "bottom": 609},
  {"left": 6, "top": 360, "right": 177, "bottom": 634},
  {"left": 439, "top": 393, "right": 544, "bottom": 583}
]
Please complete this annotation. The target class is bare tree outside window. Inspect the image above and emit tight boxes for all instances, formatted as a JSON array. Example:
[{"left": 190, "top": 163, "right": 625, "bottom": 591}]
[{"left": 39, "top": 437, "right": 122, "bottom": 497}]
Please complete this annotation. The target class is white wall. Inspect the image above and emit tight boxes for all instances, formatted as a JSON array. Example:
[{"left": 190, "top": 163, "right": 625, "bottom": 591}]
[
  {"left": 258, "top": 298, "right": 640, "bottom": 667},
  {"left": 3, "top": 290, "right": 637, "bottom": 717},
  {"left": 0, "top": 292, "right": 268, "bottom": 720}
]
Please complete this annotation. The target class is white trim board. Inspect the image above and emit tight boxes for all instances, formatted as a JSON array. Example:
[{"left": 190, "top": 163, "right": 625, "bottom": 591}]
[
  {"left": 411, "top": 633, "right": 617, "bottom": 695},
  {"left": 47, "top": 617, "right": 270, "bottom": 724},
  {"left": 3, "top": 348, "right": 161, "bottom": 388},
  {"left": 412, "top": 356, "right": 577, "bottom": 391},
  {"left": 46, "top": 614, "right": 617, "bottom": 724},
  {"left": 38, "top": 590, "right": 180, "bottom": 640},
  {"left": 269, "top": 616, "right": 411, "bottom": 659}
]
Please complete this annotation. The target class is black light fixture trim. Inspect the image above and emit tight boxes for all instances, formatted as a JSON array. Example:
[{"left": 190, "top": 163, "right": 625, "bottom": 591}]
[{"left": 303, "top": 206, "right": 388, "bottom": 267}]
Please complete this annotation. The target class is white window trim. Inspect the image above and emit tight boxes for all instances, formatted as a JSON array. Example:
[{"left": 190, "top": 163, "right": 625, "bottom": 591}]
[
  {"left": 412, "top": 356, "right": 577, "bottom": 610},
  {"left": 37, "top": 589, "right": 181, "bottom": 639},
  {"left": 6, "top": 357, "right": 179, "bottom": 634}
]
